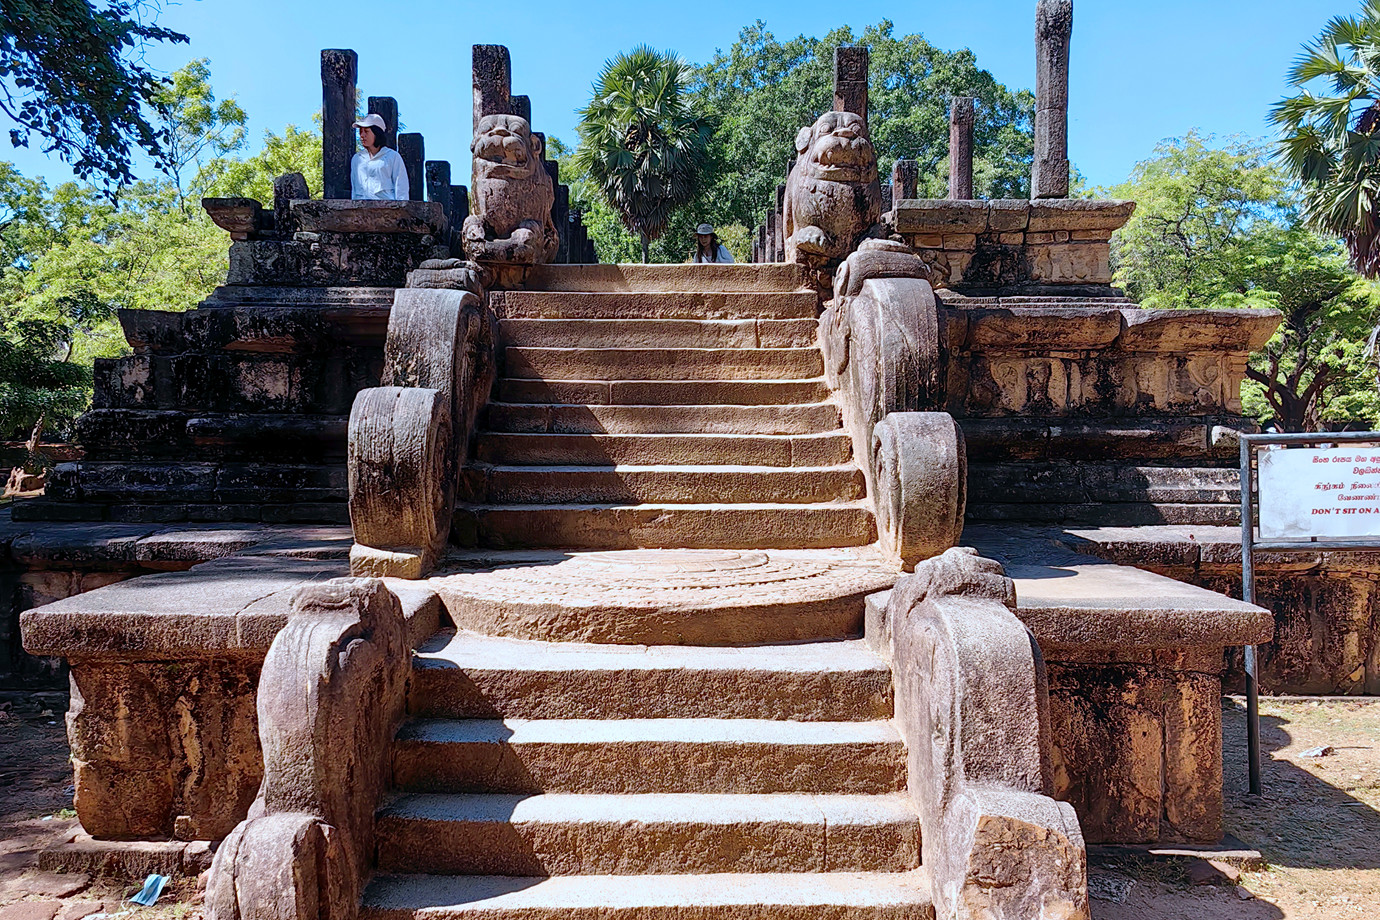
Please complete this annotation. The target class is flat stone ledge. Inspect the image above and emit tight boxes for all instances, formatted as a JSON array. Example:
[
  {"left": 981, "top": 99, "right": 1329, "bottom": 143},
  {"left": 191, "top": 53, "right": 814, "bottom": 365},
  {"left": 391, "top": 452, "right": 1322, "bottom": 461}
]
[
  {"left": 39, "top": 834, "right": 214, "bottom": 878},
  {"left": 290, "top": 199, "right": 447, "bottom": 235},
  {"left": 962, "top": 524, "right": 1273, "bottom": 652}
]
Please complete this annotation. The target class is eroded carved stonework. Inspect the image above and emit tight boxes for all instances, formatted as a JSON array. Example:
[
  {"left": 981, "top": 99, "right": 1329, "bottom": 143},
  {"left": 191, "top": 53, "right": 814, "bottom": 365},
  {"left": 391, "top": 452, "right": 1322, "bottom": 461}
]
[
  {"left": 462, "top": 114, "right": 558, "bottom": 265},
  {"left": 784, "top": 111, "right": 881, "bottom": 266}
]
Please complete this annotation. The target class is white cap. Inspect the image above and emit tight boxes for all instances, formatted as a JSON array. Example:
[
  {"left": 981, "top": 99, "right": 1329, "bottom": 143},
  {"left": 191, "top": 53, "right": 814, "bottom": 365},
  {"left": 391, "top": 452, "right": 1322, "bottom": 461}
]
[{"left": 353, "top": 113, "right": 387, "bottom": 131}]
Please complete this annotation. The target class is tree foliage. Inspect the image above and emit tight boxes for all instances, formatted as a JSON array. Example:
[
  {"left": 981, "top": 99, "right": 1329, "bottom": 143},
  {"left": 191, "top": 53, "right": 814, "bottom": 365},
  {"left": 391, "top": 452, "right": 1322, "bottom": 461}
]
[
  {"left": 0, "top": 0, "right": 189, "bottom": 188},
  {"left": 1272, "top": 0, "right": 1380, "bottom": 277},
  {"left": 573, "top": 47, "right": 713, "bottom": 263},
  {"left": 1111, "top": 133, "right": 1380, "bottom": 431}
]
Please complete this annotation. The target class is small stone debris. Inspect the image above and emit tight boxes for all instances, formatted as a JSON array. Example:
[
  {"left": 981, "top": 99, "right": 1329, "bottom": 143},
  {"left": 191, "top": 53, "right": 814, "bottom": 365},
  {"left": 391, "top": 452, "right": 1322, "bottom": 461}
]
[{"left": 1300, "top": 745, "right": 1336, "bottom": 758}]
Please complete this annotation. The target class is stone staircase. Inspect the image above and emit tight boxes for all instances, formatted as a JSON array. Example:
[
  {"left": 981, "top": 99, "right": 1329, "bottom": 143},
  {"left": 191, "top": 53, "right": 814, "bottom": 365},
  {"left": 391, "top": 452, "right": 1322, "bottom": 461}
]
[
  {"left": 454, "top": 266, "right": 877, "bottom": 550},
  {"left": 361, "top": 266, "right": 932, "bottom": 919}
]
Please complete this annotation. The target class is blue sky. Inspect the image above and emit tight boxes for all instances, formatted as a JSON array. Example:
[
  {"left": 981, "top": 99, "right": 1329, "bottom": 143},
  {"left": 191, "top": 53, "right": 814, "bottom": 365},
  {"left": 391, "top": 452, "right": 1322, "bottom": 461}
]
[{"left": 1, "top": 0, "right": 1351, "bottom": 190}]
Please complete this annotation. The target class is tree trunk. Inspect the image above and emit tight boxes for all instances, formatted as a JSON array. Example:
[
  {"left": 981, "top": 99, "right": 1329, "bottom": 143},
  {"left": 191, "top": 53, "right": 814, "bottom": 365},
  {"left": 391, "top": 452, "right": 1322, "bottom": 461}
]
[
  {"left": 640, "top": 231, "right": 649, "bottom": 264},
  {"left": 25, "top": 413, "right": 45, "bottom": 472}
]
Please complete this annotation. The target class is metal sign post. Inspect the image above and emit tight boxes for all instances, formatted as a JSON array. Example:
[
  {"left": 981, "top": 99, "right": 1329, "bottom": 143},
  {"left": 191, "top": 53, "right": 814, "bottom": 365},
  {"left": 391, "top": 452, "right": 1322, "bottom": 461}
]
[{"left": 1240, "top": 430, "right": 1380, "bottom": 797}]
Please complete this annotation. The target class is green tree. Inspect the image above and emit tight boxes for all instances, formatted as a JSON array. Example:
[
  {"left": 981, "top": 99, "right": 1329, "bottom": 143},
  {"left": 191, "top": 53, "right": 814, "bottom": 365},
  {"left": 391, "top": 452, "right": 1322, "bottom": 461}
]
[
  {"left": 149, "top": 58, "right": 247, "bottom": 203},
  {"left": 0, "top": 318, "right": 90, "bottom": 441},
  {"left": 574, "top": 46, "right": 714, "bottom": 263},
  {"left": 1111, "top": 133, "right": 1380, "bottom": 431},
  {"left": 1272, "top": 0, "right": 1380, "bottom": 277},
  {"left": 1109, "top": 133, "right": 1292, "bottom": 310},
  {"left": 0, "top": 0, "right": 189, "bottom": 188}
]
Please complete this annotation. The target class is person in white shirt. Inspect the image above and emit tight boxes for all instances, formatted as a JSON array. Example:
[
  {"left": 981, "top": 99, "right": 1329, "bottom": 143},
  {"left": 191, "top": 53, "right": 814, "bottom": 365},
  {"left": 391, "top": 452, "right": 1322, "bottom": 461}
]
[
  {"left": 689, "top": 223, "right": 735, "bottom": 263},
  {"left": 350, "top": 113, "right": 410, "bottom": 200}
]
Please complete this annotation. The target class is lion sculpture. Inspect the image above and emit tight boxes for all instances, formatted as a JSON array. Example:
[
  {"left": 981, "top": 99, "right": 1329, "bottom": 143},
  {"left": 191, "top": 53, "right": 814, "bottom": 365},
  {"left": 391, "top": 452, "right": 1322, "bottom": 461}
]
[
  {"left": 783, "top": 110, "right": 882, "bottom": 266},
  {"left": 463, "top": 114, "right": 558, "bottom": 264}
]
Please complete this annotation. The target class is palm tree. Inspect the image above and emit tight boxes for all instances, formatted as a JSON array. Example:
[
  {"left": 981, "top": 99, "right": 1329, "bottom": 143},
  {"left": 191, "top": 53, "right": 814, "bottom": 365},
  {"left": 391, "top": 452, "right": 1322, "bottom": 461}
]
[
  {"left": 574, "top": 47, "right": 712, "bottom": 263},
  {"left": 1273, "top": 2, "right": 1380, "bottom": 277}
]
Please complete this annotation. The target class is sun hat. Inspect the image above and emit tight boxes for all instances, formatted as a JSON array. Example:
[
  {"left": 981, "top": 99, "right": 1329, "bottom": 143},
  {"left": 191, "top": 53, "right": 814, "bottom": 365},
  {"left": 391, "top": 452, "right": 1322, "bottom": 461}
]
[
  {"left": 695, "top": 223, "right": 715, "bottom": 235},
  {"left": 353, "top": 113, "right": 387, "bottom": 131}
]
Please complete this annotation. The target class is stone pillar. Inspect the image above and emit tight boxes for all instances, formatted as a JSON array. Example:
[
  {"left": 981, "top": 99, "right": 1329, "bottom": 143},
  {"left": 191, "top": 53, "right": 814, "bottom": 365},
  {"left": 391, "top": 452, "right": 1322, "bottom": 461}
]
[
  {"left": 367, "top": 96, "right": 399, "bottom": 149},
  {"left": 321, "top": 49, "right": 358, "bottom": 200},
  {"left": 554, "top": 184, "right": 570, "bottom": 264},
  {"left": 757, "top": 224, "right": 768, "bottom": 264},
  {"left": 949, "top": 97, "right": 975, "bottom": 200},
  {"left": 425, "top": 161, "right": 452, "bottom": 224},
  {"left": 473, "top": 44, "right": 512, "bottom": 134},
  {"left": 511, "top": 94, "right": 531, "bottom": 122},
  {"left": 881, "top": 182, "right": 893, "bottom": 214},
  {"left": 1033, "top": 0, "right": 1073, "bottom": 199},
  {"left": 398, "top": 133, "right": 425, "bottom": 202},
  {"left": 765, "top": 210, "right": 778, "bottom": 265},
  {"left": 752, "top": 236, "right": 760, "bottom": 264},
  {"left": 833, "top": 46, "right": 869, "bottom": 127},
  {"left": 273, "top": 172, "right": 309, "bottom": 234},
  {"left": 774, "top": 183, "right": 787, "bottom": 261},
  {"left": 892, "top": 159, "right": 919, "bottom": 202},
  {"left": 450, "top": 185, "right": 469, "bottom": 222}
]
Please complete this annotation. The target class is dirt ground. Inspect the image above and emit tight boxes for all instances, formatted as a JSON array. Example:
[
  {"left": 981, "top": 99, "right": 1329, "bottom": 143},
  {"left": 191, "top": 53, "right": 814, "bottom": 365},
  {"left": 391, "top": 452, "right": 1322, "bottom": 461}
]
[{"left": 1, "top": 690, "right": 1378, "bottom": 919}]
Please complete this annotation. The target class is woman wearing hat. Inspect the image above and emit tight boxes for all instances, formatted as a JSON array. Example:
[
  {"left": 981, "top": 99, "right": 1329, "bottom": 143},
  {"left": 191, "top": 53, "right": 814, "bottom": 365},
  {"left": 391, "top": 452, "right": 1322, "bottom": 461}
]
[
  {"left": 350, "top": 113, "right": 410, "bottom": 200},
  {"left": 689, "top": 223, "right": 735, "bottom": 263}
]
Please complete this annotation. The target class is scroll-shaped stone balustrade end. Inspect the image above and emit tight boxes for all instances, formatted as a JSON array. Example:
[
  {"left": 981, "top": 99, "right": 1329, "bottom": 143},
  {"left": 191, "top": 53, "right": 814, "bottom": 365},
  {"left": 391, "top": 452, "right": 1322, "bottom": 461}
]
[
  {"left": 207, "top": 577, "right": 409, "bottom": 920},
  {"left": 873, "top": 413, "right": 966, "bottom": 569},
  {"left": 462, "top": 113, "right": 559, "bottom": 264},
  {"left": 888, "top": 547, "right": 1089, "bottom": 920},
  {"left": 1033, "top": 0, "right": 1073, "bottom": 199},
  {"left": 321, "top": 50, "right": 358, "bottom": 200},
  {"left": 783, "top": 110, "right": 881, "bottom": 267}
]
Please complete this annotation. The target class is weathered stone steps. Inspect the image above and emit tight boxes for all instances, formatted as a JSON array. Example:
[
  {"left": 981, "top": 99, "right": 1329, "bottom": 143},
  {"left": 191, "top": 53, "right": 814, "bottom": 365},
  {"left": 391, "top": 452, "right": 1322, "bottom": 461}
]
[
  {"left": 484, "top": 403, "right": 840, "bottom": 436},
  {"left": 518, "top": 262, "right": 813, "bottom": 294},
  {"left": 361, "top": 871, "right": 934, "bottom": 920},
  {"left": 500, "top": 318, "right": 818, "bottom": 349},
  {"left": 374, "top": 792, "right": 919, "bottom": 875},
  {"left": 504, "top": 347, "right": 824, "bottom": 381},
  {"left": 391, "top": 718, "right": 907, "bottom": 795},
  {"left": 495, "top": 378, "right": 831, "bottom": 407},
  {"left": 497, "top": 290, "right": 818, "bottom": 319},
  {"left": 475, "top": 432, "right": 852, "bottom": 467},
  {"left": 461, "top": 464, "right": 865, "bottom": 505},
  {"left": 452, "top": 502, "right": 876, "bottom": 551},
  {"left": 408, "top": 632, "right": 892, "bottom": 721}
]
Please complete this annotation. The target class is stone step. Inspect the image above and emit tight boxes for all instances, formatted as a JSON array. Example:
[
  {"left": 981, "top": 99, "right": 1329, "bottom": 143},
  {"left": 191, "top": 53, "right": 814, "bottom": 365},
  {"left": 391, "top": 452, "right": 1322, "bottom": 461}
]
[
  {"left": 518, "top": 263, "right": 813, "bottom": 294},
  {"left": 474, "top": 432, "right": 852, "bottom": 467},
  {"left": 499, "top": 318, "right": 818, "bottom": 349},
  {"left": 504, "top": 347, "right": 824, "bottom": 381},
  {"left": 428, "top": 548, "right": 896, "bottom": 645},
  {"left": 391, "top": 719, "right": 907, "bottom": 795},
  {"left": 409, "top": 632, "right": 891, "bottom": 720},
  {"left": 461, "top": 464, "right": 865, "bottom": 505},
  {"left": 452, "top": 502, "right": 876, "bottom": 551},
  {"left": 497, "top": 290, "right": 818, "bottom": 320},
  {"left": 483, "top": 403, "right": 841, "bottom": 436},
  {"left": 496, "top": 378, "right": 831, "bottom": 407},
  {"left": 374, "top": 793, "right": 919, "bottom": 875},
  {"left": 77, "top": 410, "right": 348, "bottom": 461},
  {"left": 361, "top": 871, "right": 934, "bottom": 920}
]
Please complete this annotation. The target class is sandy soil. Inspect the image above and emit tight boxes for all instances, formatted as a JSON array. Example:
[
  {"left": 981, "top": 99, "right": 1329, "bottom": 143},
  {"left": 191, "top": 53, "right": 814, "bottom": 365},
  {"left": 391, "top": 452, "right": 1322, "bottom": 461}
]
[{"left": 1, "top": 690, "right": 1378, "bottom": 919}]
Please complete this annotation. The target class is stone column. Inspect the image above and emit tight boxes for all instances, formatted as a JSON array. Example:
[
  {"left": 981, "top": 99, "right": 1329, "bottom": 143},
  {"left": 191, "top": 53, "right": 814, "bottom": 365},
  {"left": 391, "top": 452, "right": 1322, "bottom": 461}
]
[
  {"left": 892, "top": 159, "right": 919, "bottom": 202},
  {"left": 321, "top": 49, "right": 358, "bottom": 200},
  {"left": 765, "top": 210, "right": 778, "bottom": 265},
  {"left": 473, "top": 45, "right": 512, "bottom": 134},
  {"left": 949, "top": 96, "right": 975, "bottom": 200},
  {"left": 554, "top": 184, "right": 570, "bottom": 264},
  {"left": 450, "top": 185, "right": 469, "bottom": 222},
  {"left": 398, "top": 134, "right": 425, "bottom": 201},
  {"left": 511, "top": 94, "right": 531, "bottom": 122},
  {"left": 833, "top": 46, "right": 869, "bottom": 126},
  {"left": 425, "top": 161, "right": 451, "bottom": 224},
  {"left": 774, "top": 183, "right": 787, "bottom": 261},
  {"left": 757, "top": 224, "right": 768, "bottom": 264},
  {"left": 1033, "top": 0, "right": 1073, "bottom": 199},
  {"left": 367, "top": 96, "right": 399, "bottom": 149}
]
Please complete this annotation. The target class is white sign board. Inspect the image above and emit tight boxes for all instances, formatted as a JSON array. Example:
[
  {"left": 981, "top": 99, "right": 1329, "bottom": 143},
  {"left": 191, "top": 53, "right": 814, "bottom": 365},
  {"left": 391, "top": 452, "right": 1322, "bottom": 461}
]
[{"left": 1258, "top": 445, "right": 1380, "bottom": 540}]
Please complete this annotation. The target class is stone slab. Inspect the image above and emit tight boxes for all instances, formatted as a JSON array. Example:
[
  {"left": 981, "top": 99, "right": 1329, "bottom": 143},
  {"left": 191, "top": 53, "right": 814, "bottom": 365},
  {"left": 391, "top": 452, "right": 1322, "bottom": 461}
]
[
  {"left": 37, "top": 834, "right": 214, "bottom": 878},
  {"left": 289, "top": 199, "right": 446, "bottom": 235},
  {"left": 495, "top": 291, "right": 818, "bottom": 321},
  {"left": 522, "top": 263, "right": 811, "bottom": 294}
]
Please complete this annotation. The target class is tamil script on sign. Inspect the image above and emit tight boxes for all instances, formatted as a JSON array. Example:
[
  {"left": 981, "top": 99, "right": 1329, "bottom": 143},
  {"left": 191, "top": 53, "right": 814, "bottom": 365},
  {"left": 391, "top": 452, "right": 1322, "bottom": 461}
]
[{"left": 1258, "top": 445, "right": 1380, "bottom": 540}]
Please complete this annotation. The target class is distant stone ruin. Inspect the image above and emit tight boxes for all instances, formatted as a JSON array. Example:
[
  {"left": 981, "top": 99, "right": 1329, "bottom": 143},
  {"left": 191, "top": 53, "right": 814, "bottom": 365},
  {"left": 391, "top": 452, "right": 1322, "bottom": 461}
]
[{"left": 8, "top": 6, "right": 1304, "bottom": 920}]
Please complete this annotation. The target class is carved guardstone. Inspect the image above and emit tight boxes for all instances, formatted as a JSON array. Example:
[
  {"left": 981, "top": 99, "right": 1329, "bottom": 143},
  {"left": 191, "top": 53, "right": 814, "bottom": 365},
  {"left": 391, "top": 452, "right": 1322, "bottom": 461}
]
[
  {"left": 783, "top": 111, "right": 881, "bottom": 267},
  {"left": 462, "top": 114, "right": 559, "bottom": 265},
  {"left": 1033, "top": 0, "right": 1074, "bottom": 199}
]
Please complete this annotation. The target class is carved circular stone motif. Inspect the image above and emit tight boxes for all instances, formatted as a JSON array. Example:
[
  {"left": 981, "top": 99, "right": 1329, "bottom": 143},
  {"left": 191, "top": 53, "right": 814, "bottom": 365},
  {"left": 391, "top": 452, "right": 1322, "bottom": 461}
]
[{"left": 430, "top": 548, "right": 898, "bottom": 646}]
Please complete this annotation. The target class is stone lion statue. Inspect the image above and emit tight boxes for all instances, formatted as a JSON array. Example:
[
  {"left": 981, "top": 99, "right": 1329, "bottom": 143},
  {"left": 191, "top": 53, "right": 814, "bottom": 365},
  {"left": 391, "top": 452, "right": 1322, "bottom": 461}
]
[
  {"left": 783, "top": 110, "right": 882, "bottom": 266},
  {"left": 463, "top": 114, "right": 558, "bottom": 264}
]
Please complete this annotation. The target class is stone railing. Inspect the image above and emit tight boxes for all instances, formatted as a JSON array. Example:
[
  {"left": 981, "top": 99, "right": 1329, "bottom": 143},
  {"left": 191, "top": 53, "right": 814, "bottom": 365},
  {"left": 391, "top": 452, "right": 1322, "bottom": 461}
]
[
  {"left": 348, "top": 266, "right": 497, "bottom": 578},
  {"left": 820, "top": 242, "right": 965, "bottom": 568},
  {"left": 207, "top": 578, "right": 408, "bottom": 920},
  {"left": 886, "top": 548, "right": 1089, "bottom": 920}
]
